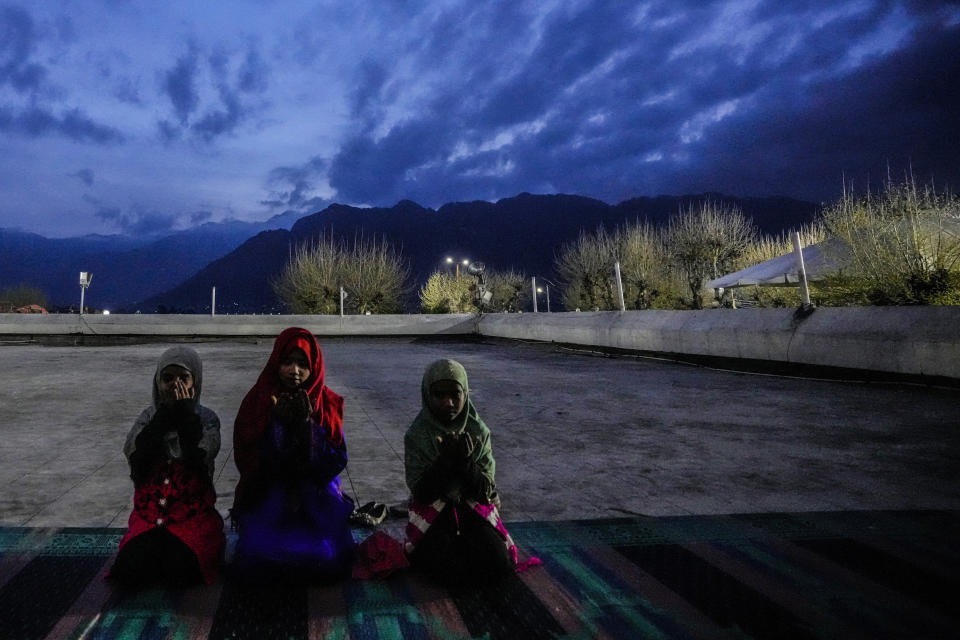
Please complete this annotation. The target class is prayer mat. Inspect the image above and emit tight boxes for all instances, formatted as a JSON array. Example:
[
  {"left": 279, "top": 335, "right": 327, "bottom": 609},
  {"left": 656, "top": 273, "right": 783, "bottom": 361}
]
[{"left": 0, "top": 510, "right": 957, "bottom": 639}]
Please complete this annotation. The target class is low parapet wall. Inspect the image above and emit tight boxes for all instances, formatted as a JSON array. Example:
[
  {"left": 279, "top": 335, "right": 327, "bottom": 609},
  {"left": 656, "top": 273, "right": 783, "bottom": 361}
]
[
  {"left": 476, "top": 307, "right": 960, "bottom": 381},
  {"left": 0, "top": 313, "right": 477, "bottom": 337},
  {"left": 3, "top": 307, "right": 957, "bottom": 381}
]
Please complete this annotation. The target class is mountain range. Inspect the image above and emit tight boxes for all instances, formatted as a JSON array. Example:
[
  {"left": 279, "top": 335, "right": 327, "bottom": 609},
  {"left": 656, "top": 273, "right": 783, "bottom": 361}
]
[
  {"left": 0, "top": 210, "right": 302, "bottom": 310},
  {"left": 1, "top": 193, "right": 819, "bottom": 312}
]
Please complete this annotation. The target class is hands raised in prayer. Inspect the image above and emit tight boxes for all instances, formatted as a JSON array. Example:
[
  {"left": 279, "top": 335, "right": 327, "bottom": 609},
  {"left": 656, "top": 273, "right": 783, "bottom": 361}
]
[
  {"left": 436, "top": 431, "right": 475, "bottom": 464},
  {"left": 272, "top": 389, "right": 312, "bottom": 427}
]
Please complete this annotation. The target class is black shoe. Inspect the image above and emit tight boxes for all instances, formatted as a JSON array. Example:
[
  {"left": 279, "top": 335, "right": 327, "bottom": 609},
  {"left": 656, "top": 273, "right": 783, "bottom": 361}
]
[{"left": 350, "top": 501, "right": 387, "bottom": 526}]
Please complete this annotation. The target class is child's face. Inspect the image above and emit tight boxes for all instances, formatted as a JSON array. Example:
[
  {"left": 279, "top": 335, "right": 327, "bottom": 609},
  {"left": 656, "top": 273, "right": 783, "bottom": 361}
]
[
  {"left": 428, "top": 380, "right": 466, "bottom": 425},
  {"left": 157, "top": 365, "right": 194, "bottom": 403},
  {"left": 278, "top": 348, "right": 310, "bottom": 390}
]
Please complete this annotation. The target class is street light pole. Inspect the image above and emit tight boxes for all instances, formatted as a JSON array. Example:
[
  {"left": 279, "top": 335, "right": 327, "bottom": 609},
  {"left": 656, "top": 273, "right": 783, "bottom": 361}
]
[
  {"left": 446, "top": 256, "right": 471, "bottom": 278},
  {"left": 534, "top": 276, "right": 556, "bottom": 312},
  {"left": 78, "top": 272, "right": 92, "bottom": 314}
]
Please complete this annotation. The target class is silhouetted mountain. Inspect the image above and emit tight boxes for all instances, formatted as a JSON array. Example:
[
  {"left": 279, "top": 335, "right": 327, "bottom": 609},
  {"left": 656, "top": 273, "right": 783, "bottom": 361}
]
[
  {"left": 139, "top": 230, "right": 293, "bottom": 313},
  {"left": 0, "top": 212, "right": 306, "bottom": 309},
  {"left": 140, "top": 192, "right": 818, "bottom": 312}
]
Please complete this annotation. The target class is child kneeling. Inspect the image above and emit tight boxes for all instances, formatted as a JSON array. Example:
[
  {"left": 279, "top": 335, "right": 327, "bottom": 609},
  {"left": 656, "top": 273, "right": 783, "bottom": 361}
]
[
  {"left": 110, "top": 347, "right": 225, "bottom": 587},
  {"left": 231, "top": 327, "right": 354, "bottom": 581},
  {"left": 403, "top": 359, "right": 517, "bottom": 588}
]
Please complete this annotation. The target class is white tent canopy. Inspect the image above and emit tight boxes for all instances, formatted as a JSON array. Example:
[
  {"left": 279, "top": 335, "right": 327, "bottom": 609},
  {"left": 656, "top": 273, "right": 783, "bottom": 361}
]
[
  {"left": 707, "top": 238, "right": 852, "bottom": 289},
  {"left": 708, "top": 217, "right": 959, "bottom": 290}
]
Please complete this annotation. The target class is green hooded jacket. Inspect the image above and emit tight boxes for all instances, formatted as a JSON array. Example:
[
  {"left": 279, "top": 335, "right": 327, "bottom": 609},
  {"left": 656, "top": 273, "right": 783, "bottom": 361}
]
[{"left": 403, "top": 359, "right": 496, "bottom": 502}]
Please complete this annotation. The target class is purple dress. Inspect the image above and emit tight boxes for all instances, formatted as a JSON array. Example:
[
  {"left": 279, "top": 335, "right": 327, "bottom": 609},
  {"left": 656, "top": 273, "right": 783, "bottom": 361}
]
[{"left": 233, "top": 416, "right": 354, "bottom": 578}]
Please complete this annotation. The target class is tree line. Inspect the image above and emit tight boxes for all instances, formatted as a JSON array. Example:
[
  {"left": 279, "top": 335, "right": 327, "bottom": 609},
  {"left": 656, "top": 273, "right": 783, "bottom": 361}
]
[
  {"left": 6, "top": 176, "right": 957, "bottom": 313},
  {"left": 273, "top": 176, "right": 958, "bottom": 313}
]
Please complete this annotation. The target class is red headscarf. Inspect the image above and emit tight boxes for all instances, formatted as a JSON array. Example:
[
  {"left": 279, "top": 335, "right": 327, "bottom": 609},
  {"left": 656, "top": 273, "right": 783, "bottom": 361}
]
[{"left": 232, "top": 327, "right": 344, "bottom": 510}]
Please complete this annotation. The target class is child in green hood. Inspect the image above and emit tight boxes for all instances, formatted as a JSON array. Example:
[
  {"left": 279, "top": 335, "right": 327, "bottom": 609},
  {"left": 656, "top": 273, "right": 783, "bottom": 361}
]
[{"left": 403, "top": 359, "right": 517, "bottom": 587}]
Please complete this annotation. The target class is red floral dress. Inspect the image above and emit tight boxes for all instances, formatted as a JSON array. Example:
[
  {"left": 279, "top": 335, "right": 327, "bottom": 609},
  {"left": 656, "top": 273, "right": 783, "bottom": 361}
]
[{"left": 117, "top": 404, "right": 225, "bottom": 584}]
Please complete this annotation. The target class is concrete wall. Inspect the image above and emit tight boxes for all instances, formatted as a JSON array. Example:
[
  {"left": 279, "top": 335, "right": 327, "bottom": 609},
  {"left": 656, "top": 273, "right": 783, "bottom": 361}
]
[
  {"left": 0, "top": 313, "right": 477, "bottom": 336},
  {"left": 476, "top": 307, "right": 960, "bottom": 380},
  {"left": 3, "top": 307, "right": 957, "bottom": 380}
]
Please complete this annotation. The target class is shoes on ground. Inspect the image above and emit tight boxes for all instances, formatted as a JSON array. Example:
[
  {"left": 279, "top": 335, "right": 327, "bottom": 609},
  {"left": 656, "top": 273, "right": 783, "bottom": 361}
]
[{"left": 350, "top": 501, "right": 388, "bottom": 527}]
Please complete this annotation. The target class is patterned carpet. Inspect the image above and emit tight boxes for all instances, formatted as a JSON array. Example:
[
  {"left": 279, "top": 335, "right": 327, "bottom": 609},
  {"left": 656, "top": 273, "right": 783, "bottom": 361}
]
[{"left": 1, "top": 510, "right": 957, "bottom": 639}]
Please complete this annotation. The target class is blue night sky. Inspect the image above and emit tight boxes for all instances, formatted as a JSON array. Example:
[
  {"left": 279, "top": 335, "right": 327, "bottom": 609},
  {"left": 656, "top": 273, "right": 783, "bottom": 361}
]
[{"left": 2, "top": 1, "right": 958, "bottom": 238}]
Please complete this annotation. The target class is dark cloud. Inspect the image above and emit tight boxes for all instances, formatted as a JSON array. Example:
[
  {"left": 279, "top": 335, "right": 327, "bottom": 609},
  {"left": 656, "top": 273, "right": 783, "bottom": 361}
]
[
  {"left": 190, "top": 210, "right": 212, "bottom": 224},
  {"left": 125, "top": 211, "right": 177, "bottom": 235},
  {"left": 299, "top": 196, "right": 335, "bottom": 213},
  {"left": 350, "top": 59, "right": 388, "bottom": 123},
  {"left": 92, "top": 206, "right": 120, "bottom": 222},
  {"left": 159, "top": 42, "right": 265, "bottom": 143},
  {"left": 237, "top": 42, "right": 268, "bottom": 94},
  {"left": 192, "top": 87, "right": 242, "bottom": 141},
  {"left": 476, "top": 2, "right": 643, "bottom": 128},
  {"left": 264, "top": 156, "right": 329, "bottom": 210},
  {"left": 0, "top": 105, "right": 123, "bottom": 143},
  {"left": 319, "top": 0, "right": 960, "bottom": 209},
  {"left": 699, "top": 19, "right": 960, "bottom": 199},
  {"left": 162, "top": 46, "right": 199, "bottom": 123},
  {"left": 70, "top": 168, "right": 94, "bottom": 186},
  {"left": 92, "top": 201, "right": 177, "bottom": 235},
  {"left": 328, "top": 118, "right": 455, "bottom": 204},
  {"left": 88, "top": 48, "right": 143, "bottom": 104},
  {"left": 0, "top": 5, "right": 46, "bottom": 93},
  {"left": 60, "top": 108, "right": 125, "bottom": 143},
  {"left": 1, "top": 6, "right": 125, "bottom": 145}
]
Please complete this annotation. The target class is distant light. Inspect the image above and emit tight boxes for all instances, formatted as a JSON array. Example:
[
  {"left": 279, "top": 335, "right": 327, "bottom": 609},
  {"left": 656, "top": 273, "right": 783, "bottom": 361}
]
[
  {"left": 446, "top": 257, "right": 453, "bottom": 263},
  {"left": 102, "top": 310, "right": 110, "bottom": 315},
  {"left": 462, "top": 259, "right": 469, "bottom": 265}
]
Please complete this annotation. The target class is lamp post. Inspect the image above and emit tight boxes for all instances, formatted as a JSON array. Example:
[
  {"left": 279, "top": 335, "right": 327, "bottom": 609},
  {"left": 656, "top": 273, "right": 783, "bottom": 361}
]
[
  {"left": 536, "top": 285, "right": 551, "bottom": 312},
  {"left": 445, "top": 256, "right": 470, "bottom": 278},
  {"left": 78, "top": 272, "right": 93, "bottom": 314},
  {"left": 532, "top": 276, "right": 556, "bottom": 312}
]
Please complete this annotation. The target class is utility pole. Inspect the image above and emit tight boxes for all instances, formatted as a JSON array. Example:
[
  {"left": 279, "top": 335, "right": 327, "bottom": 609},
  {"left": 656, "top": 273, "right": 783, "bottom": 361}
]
[{"left": 614, "top": 262, "right": 626, "bottom": 311}]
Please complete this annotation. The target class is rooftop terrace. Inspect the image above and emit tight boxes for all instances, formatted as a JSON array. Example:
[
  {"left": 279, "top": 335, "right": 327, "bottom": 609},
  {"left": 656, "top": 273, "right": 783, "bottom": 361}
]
[{"left": 1, "top": 336, "right": 957, "bottom": 638}]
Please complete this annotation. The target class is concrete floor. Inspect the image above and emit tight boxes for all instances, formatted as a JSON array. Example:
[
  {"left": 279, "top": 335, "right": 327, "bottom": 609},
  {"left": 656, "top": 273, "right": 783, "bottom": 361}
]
[{"left": 1, "top": 336, "right": 958, "bottom": 528}]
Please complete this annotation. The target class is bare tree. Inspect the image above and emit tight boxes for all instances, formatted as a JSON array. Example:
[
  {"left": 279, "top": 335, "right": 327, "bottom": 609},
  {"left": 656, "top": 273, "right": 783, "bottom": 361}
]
[
  {"left": 818, "top": 176, "right": 960, "bottom": 304},
  {"left": 555, "top": 227, "right": 618, "bottom": 310},
  {"left": 273, "top": 235, "right": 344, "bottom": 314},
  {"left": 615, "top": 221, "right": 678, "bottom": 309},
  {"left": 274, "top": 233, "right": 410, "bottom": 314},
  {"left": 339, "top": 235, "right": 411, "bottom": 314},
  {"left": 555, "top": 222, "right": 685, "bottom": 310},
  {"left": 666, "top": 201, "right": 757, "bottom": 308}
]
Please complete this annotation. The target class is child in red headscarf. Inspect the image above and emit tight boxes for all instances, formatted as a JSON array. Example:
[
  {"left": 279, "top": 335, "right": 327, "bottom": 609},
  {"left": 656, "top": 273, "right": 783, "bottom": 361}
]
[{"left": 231, "top": 327, "right": 354, "bottom": 580}]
